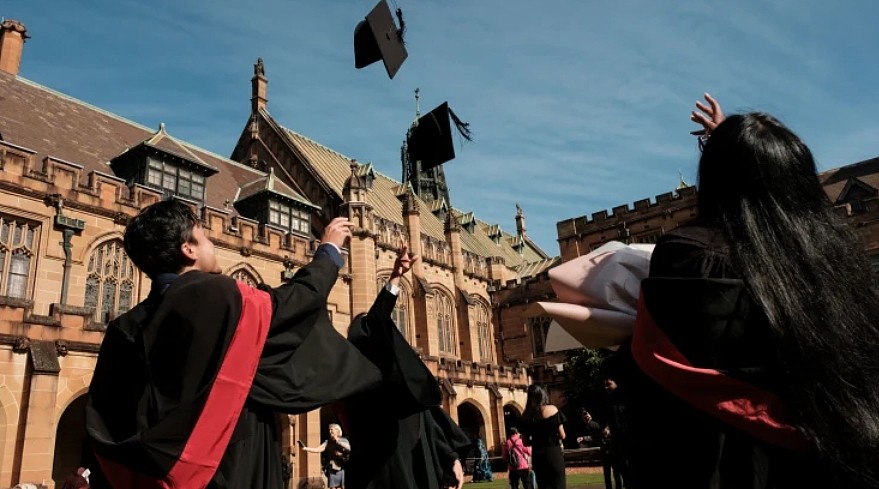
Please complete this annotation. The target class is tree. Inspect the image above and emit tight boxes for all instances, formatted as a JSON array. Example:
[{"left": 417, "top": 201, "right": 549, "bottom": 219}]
[{"left": 563, "top": 348, "right": 614, "bottom": 424}]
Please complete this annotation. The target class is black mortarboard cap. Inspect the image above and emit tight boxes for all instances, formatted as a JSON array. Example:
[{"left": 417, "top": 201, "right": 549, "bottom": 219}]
[
  {"left": 354, "top": 0, "right": 408, "bottom": 79},
  {"left": 407, "top": 102, "right": 473, "bottom": 172}
]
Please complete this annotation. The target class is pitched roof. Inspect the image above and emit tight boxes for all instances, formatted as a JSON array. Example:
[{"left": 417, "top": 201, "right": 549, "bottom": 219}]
[
  {"left": 0, "top": 72, "right": 288, "bottom": 211},
  {"left": 820, "top": 157, "right": 879, "bottom": 203},
  {"left": 143, "top": 123, "right": 217, "bottom": 173},
  {"left": 514, "top": 256, "right": 560, "bottom": 281},
  {"left": 0, "top": 71, "right": 551, "bottom": 275},
  {"left": 237, "top": 167, "right": 316, "bottom": 208},
  {"left": 277, "top": 123, "right": 548, "bottom": 268}
]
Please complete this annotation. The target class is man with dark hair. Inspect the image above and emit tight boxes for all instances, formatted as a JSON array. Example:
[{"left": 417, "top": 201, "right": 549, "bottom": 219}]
[
  {"left": 86, "top": 200, "right": 383, "bottom": 489},
  {"left": 576, "top": 410, "right": 612, "bottom": 489}
]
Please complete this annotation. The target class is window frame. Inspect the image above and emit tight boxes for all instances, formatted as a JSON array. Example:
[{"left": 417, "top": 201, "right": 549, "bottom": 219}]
[
  {"left": 528, "top": 315, "right": 553, "bottom": 358},
  {"left": 0, "top": 216, "right": 39, "bottom": 299},
  {"left": 145, "top": 156, "right": 206, "bottom": 202},
  {"left": 268, "top": 199, "right": 310, "bottom": 235}
]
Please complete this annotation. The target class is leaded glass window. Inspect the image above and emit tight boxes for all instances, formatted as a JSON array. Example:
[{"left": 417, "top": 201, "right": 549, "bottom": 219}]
[
  {"left": 269, "top": 200, "right": 310, "bottom": 234},
  {"left": 0, "top": 216, "right": 38, "bottom": 299},
  {"left": 476, "top": 304, "right": 492, "bottom": 362},
  {"left": 86, "top": 240, "right": 136, "bottom": 323},
  {"left": 145, "top": 157, "right": 205, "bottom": 201},
  {"left": 435, "top": 291, "right": 455, "bottom": 355},
  {"left": 528, "top": 315, "right": 552, "bottom": 357}
]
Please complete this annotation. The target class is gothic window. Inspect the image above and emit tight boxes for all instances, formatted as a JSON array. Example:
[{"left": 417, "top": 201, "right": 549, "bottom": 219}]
[
  {"left": 0, "top": 216, "right": 38, "bottom": 299},
  {"left": 528, "top": 315, "right": 552, "bottom": 357},
  {"left": 231, "top": 268, "right": 259, "bottom": 287},
  {"left": 146, "top": 157, "right": 205, "bottom": 201},
  {"left": 85, "top": 240, "right": 136, "bottom": 323},
  {"left": 435, "top": 291, "right": 456, "bottom": 355},
  {"left": 476, "top": 303, "right": 492, "bottom": 362},
  {"left": 269, "top": 200, "right": 310, "bottom": 234}
]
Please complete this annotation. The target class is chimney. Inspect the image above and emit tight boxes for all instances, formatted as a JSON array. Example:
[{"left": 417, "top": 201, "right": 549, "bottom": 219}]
[
  {"left": 251, "top": 57, "right": 267, "bottom": 112},
  {"left": 0, "top": 20, "right": 29, "bottom": 76}
]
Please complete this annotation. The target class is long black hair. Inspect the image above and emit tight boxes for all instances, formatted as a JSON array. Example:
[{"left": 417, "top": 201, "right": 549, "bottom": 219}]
[
  {"left": 698, "top": 113, "right": 879, "bottom": 485},
  {"left": 523, "top": 384, "right": 551, "bottom": 421}
]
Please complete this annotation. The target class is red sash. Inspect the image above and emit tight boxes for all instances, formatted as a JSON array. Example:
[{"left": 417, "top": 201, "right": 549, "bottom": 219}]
[
  {"left": 98, "top": 282, "right": 272, "bottom": 488},
  {"left": 630, "top": 294, "right": 808, "bottom": 451}
]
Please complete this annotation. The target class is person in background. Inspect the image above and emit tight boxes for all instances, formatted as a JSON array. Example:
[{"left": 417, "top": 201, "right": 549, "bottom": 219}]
[
  {"left": 519, "top": 384, "right": 566, "bottom": 489},
  {"left": 471, "top": 438, "right": 493, "bottom": 482},
  {"left": 299, "top": 424, "right": 351, "bottom": 489},
  {"left": 501, "top": 427, "right": 533, "bottom": 489}
]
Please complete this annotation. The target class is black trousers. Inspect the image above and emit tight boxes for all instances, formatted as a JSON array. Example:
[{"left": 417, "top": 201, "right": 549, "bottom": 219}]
[{"left": 509, "top": 469, "right": 534, "bottom": 489}]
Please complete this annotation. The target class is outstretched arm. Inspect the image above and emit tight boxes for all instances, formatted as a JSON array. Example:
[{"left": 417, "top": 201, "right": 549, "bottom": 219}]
[
  {"left": 248, "top": 217, "right": 382, "bottom": 412},
  {"left": 366, "top": 238, "right": 420, "bottom": 320},
  {"left": 298, "top": 439, "right": 328, "bottom": 453}
]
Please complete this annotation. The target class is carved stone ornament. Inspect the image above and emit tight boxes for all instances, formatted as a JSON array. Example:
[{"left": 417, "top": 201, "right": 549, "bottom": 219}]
[{"left": 12, "top": 336, "right": 30, "bottom": 353}]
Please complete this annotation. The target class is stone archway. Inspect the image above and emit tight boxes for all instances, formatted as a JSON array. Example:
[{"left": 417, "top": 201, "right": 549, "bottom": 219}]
[
  {"left": 503, "top": 402, "right": 523, "bottom": 436},
  {"left": 52, "top": 394, "right": 87, "bottom": 487},
  {"left": 456, "top": 401, "right": 486, "bottom": 442}
]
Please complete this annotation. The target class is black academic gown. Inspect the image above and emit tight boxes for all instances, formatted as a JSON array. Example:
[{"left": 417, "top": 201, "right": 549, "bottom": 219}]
[
  {"left": 616, "top": 225, "right": 838, "bottom": 489},
  {"left": 86, "top": 250, "right": 383, "bottom": 489},
  {"left": 343, "top": 289, "right": 472, "bottom": 489}
]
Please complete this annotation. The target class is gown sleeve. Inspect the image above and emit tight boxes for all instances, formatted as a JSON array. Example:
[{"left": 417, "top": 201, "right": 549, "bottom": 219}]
[{"left": 247, "top": 247, "right": 382, "bottom": 412}]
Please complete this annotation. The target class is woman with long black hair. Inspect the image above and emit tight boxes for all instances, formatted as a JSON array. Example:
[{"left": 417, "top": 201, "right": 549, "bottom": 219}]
[
  {"left": 519, "top": 384, "right": 567, "bottom": 489},
  {"left": 622, "top": 94, "right": 879, "bottom": 488}
]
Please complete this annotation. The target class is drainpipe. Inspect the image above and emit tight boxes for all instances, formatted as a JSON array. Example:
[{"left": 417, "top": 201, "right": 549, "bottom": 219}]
[{"left": 46, "top": 195, "right": 85, "bottom": 305}]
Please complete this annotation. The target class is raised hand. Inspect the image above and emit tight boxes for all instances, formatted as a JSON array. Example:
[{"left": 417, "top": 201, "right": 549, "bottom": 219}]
[
  {"left": 690, "top": 92, "right": 725, "bottom": 136},
  {"left": 390, "top": 233, "right": 419, "bottom": 283},
  {"left": 321, "top": 217, "right": 355, "bottom": 249}
]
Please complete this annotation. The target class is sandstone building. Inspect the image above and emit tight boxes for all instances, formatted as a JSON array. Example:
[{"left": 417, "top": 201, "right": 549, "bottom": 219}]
[{"left": 0, "top": 20, "right": 557, "bottom": 488}]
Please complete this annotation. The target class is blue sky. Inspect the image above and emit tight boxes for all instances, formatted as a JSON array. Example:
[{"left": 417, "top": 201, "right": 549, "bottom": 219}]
[{"left": 5, "top": 1, "right": 879, "bottom": 253}]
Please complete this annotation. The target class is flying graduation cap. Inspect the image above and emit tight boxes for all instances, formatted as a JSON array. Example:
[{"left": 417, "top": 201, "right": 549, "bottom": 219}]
[
  {"left": 407, "top": 102, "right": 473, "bottom": 172},
  {"left": 354, "top": 0, "right": 408, "bottom": 79}
]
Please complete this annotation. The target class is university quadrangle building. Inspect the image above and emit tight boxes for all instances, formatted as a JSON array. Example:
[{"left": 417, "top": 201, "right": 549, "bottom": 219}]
[{"left": 0, "top": 20, "right": 560, "bottom": 488}]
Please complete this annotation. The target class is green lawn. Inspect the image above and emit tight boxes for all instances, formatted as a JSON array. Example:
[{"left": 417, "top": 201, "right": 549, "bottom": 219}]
[{"left": 464, "top": 472, "right": 605, "bottom": 489}]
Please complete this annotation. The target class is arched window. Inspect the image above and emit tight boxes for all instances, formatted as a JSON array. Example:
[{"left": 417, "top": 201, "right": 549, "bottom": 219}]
[
  {"left": 231, "top": 268, "right": 259, "bottom": 287},
  {"left": 476, "top": 303, "right": 492, "bottom": 362},
  {"left": 435, "top": 291, "right": 456, "bottom": 355},
  {"left": 528, "top": 315, "right": 552, "bottom": 357},
  {"left": 85, "top": 240, "right": 136, "bottom": 323},
  {"left": 0, "top": 216, "right": 38, "bottom": 299}
]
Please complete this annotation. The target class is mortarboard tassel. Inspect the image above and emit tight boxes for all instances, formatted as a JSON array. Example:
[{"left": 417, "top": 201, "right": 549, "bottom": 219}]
[
  {"left": 447, "top": 107, "right": 473, "bottom": 141},
  {"left": 395, "top": 8, "right": 406, "bottom": 44}
]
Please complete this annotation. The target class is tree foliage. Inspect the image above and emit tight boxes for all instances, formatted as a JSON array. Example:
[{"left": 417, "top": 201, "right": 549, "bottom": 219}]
[{"left": 563, "top": 348, "right": 613, "bottom": 421}]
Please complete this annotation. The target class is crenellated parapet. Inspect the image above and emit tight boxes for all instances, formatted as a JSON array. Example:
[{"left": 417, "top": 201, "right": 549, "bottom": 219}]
[
  {"left": 427, "top": 356, "right": 530, "bottom": 390},
  {"left": 556, "top": 187, "right": 698, "bottom": 241}
]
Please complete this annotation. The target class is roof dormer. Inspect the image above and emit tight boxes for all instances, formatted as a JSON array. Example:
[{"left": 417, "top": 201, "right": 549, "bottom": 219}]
[
  {"left": 110, "top": 123, "right": 218, "bottom": 202},
  {"left": 234, "top": 167, "right": 319, "bottom": 236}
]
